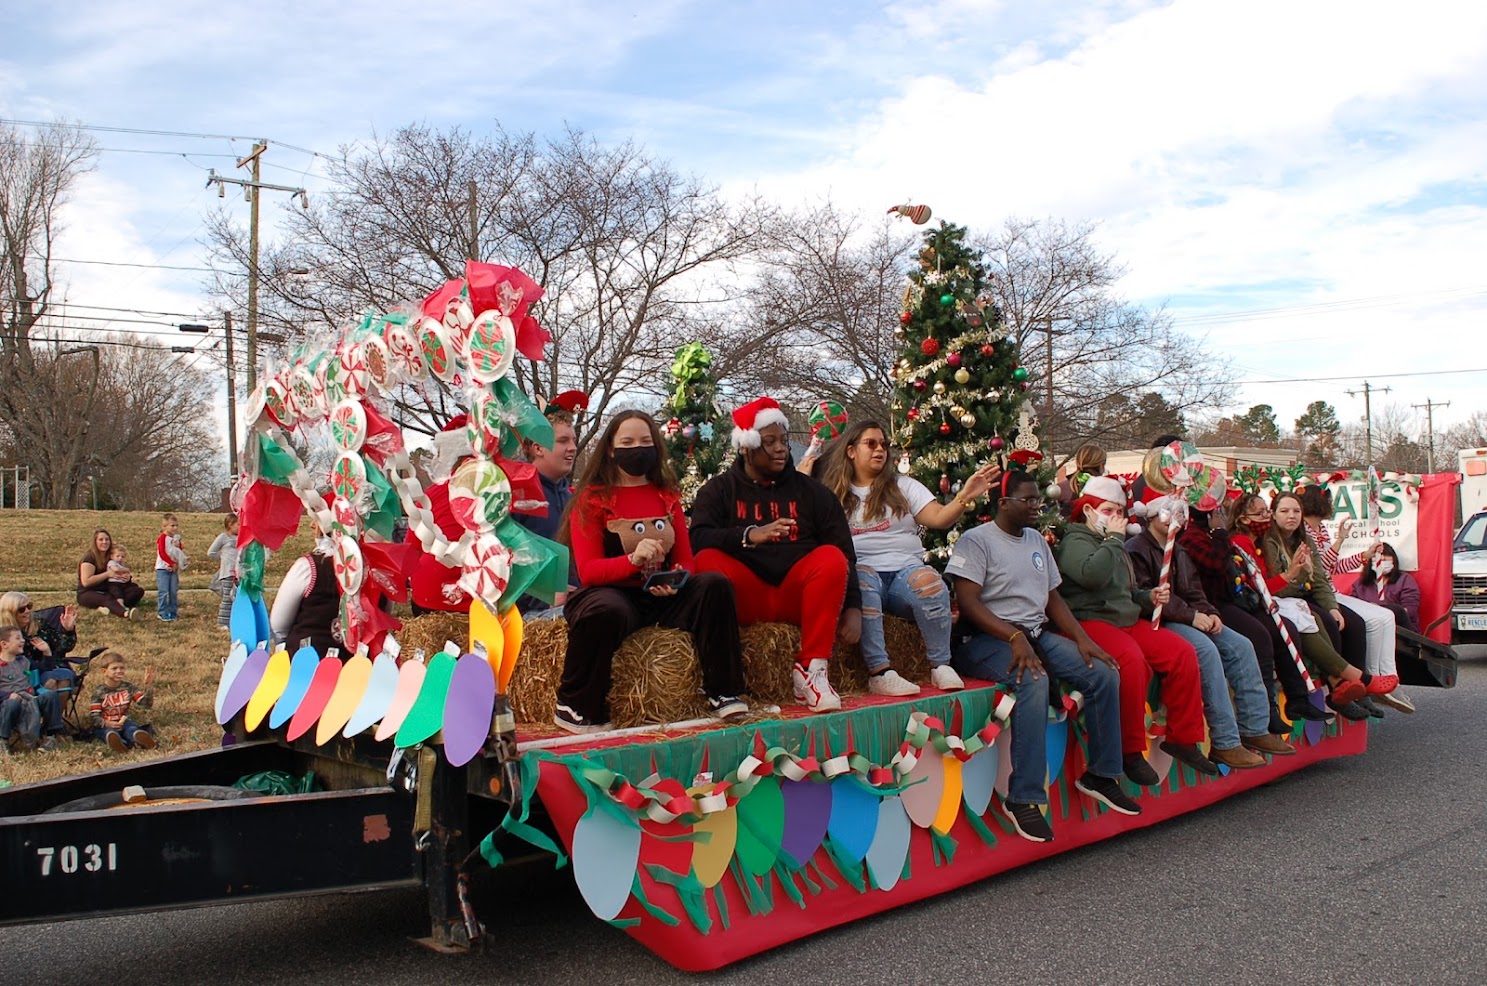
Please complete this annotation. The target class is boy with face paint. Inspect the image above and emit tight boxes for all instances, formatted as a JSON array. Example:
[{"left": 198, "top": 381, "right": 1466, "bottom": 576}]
[{"left": 691, "top": 397, "right": 862, "bottom": 714}]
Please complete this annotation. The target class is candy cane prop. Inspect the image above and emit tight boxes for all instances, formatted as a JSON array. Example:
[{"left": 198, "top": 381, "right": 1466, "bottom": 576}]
[
  {"left": 1236, "top": 549, "right": 1317, "bottom": 693},
  {"left": 1367, "top": 465, "right": 1383, "bottom": 545}
]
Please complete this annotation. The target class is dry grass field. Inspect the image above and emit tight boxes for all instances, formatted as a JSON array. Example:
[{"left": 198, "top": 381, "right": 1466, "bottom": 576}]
[{"left": 0, "top": 509, "right": 316, "bottom": 788}]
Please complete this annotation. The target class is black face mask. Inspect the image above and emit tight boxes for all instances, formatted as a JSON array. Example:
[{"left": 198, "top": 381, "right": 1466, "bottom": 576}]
[{"left": 613, "top": 445, "right": 659, "bottom": 478}]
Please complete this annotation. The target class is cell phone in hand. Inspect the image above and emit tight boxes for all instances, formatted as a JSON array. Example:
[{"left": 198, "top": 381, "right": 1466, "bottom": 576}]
[{"left": 641, "top": 569, "right": 690, "bottom": 592}]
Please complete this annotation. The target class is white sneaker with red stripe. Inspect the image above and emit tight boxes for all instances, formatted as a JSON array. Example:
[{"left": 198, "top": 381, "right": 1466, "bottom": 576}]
[{"left": 792, "top": 659, "right": 841, "bottom": 713}]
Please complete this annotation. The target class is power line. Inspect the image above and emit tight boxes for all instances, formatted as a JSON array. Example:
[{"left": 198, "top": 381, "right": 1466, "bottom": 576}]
[
  {"left": 52, "top": 258, "right": 218, "bottom": 274},
  {"left": 0, "top": 118, "right": 337, "bottom": 161},
  {"left": 1220, "top": 365, "right": 1487, "bottom": 386},
  {"left": 24, "top": 302, "right": 208, "bottom": 318}
]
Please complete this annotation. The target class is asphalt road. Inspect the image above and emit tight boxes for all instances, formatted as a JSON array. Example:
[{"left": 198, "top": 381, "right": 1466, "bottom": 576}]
[{"left": 6, "top": 652, "right": 1486, "bottom": 986}]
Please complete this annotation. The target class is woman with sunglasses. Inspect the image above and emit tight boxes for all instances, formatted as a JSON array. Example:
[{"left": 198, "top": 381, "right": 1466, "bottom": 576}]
[
  {"left": 817, "top": 420, "right": 1000, "bottom": 695},
  {"left": 0, "top": 591, "right": 75, "bottom": 740},
  {"left": 1227, "top": 492, "right": 1385, "bottom": 720}
]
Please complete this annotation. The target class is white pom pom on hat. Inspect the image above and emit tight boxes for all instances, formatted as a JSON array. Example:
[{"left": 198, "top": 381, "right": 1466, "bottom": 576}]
[{"left": 730, "top": 396, "right": 790, "bottom": 449}]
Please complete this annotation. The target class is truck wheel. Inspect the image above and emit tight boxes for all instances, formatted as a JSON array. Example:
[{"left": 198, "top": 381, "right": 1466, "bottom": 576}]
[{"left": 43, "top": 786, "right": 256, "bottom": 814}]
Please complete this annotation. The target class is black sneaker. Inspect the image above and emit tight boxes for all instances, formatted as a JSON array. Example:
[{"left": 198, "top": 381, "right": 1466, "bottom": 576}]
[
  {"left": 554, "top": 705, "right": 613, "bottom": 735},
  {"left": 1000, "top": 800, "right": 1054, "bottom": 843},
  {"left": 1326, "top": 699, "right": 1370, "bottom": 722},
  {"left": 1268, "top": 704, "right": 1289, "bottom": 735},
  {"left": 1356, "top": 696, "right": 1386, "bottom": 719},
  {"left": 1075, "top": 772, "right": 1143, "bottom": 816},
  {"left": 1123, "top": 753, "right": 1159, "bottom": 787},
  {"left": 1285, "top": 696, "right": 1330, "bottom": 722},
  {"left": 1161, "top": 741, "right": 1220, "bottom": 776},
  {"left": 707, "top": 695, "right": 749, "bottom": 720}
]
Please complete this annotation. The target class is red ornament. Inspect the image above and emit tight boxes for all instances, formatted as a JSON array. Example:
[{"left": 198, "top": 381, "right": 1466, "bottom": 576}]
[
  {"left": 914, "top": 379, "right": 927, "bottom": 392},
  {"left": 939, "top": 422, "right": 952, "bottom": 435},
  {"left": 920, "top": 337, "right": 941, "bottom": 357},
  {"left": 907, "top": 407, "right": 920, "bottom": 421},
  {"left": 899, "top": 311, "right": 913, "bottom": 324},
  {"left": 980, "top": 343, "right": 995, "bottom": 357},
  {"left": 939, "top": 473, "right": 951, "bottom": 493},
  {"left": 989, "top": 436, "right": 1005, "bottom": 451},
  {"left": 947, "top": 352, "right": 962, "bottom": 368}
]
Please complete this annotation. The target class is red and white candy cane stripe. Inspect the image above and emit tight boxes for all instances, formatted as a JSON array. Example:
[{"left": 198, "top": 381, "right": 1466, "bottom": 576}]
[
  {"left": 1151, "top": 524, "right": 1179, "bottom": 628},
  {"left": 1237, "top": 550, "right": 1317, "bottom": 693}
]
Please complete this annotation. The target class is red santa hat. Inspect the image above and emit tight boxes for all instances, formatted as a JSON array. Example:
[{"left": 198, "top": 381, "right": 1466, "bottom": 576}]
[
  {"left": 549, "top": 390, "right": 589, "bottom": 414},
  {"left": 730, "top": 396, "right": 790, "bottom": 450},
  {"left": 1070, "top": 475, "right": 1127, "bottom": 519}
]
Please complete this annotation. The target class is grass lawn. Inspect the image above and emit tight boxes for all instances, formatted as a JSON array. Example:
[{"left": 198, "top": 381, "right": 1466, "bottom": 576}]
[{"left": 1, "top": 510, "right": 316, "bottom": 789}]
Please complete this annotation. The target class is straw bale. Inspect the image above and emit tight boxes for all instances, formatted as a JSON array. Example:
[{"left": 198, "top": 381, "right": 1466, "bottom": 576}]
[
  {"left": 508, "top": 617, "right": 568, "bottom": 725},
  {"left": 397, "top": 611, "right": 469, "bottom": 659},
  {"left": 609, "top": 627, "right": 708, "bottom": 727}
]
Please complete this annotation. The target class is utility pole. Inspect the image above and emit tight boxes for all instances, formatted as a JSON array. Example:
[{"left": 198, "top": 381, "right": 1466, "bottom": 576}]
[
  {"left": 1346, "top": 380, "right": 1390, "bottom": 464},
  {"left": 1413, "top": 398, "right": 1450, "bottom": 473},
  {"left": 225, "top": 311, "right": 239, "bottom": 478},
  {"left": 206, "top": 144, "right": 307, "bottom": 393},
  {"left": 467, "top": 180, "right": 479, "bottom": 258}
]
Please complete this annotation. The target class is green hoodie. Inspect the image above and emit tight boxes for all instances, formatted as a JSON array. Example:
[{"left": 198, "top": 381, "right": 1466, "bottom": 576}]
[{"left": 1053, "top": 523, "right": 1149, "bottom": 627}]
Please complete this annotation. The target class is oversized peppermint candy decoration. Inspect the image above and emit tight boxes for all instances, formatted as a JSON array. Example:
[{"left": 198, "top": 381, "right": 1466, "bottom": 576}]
[
  {"left": 363, "top": 335, "right": 391, "bottom": 390},
  {"left": 448, "top": 456, "right": 512, "bottom": 533},
  {"left": 292, "top": 364, "right": 323, "bottom": 422},
  {"left": 467, "top": 309, "right": 516, "bottom": 384},
  {"left": 331, "top": 450, "right": 366, "bottom": 502},
  {"left": 340, "top": 342, "right": 369, "bottom": 398},
  {"left": 807, "top": 399, "right": 848, "bottom": 440},
  {"left": 470, "top": 389, "right": 504, "bottom": 456},
  {"left": 332, "top": 531, "right": 364, "bottom": 595},
  {"left": 458, "top": 532, "right": 512, "bottom": 608},
  {"left": 265, "top": 378, "right": 296, "bottom": 429},
  {"left": 331, "top": 492, "right": 361, "bottom": 537},
  {"left": 417, "top": 316, "right": 456, "bottom": 383},
  {"left": 386, "top": 320, "right": 425, "bottom": 382},
  {"left": 330, "top": 398, "right": 368, "bottom": 451},
  {"left": 444, "top": 297, "right": 474, "bottom": 331}
]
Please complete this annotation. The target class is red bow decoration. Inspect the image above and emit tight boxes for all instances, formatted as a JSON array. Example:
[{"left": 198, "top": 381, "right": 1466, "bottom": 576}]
[
  {"left": 236, "top": 480, "right": 304, "bottom": 551},
  {"left": 464, "top": 261, "right": 550, "bottom": 361},
  {"left": 361, "top": 401, "right": 407, "bottom": 466},
  {"left": 1008, "top": 449, "right": 1044, "bottom": 467}
]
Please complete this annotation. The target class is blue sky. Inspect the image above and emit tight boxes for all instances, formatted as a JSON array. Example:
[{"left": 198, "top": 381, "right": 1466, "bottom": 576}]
[{"left": 5, "top": 0, "right": 1487, "bottom": 438}]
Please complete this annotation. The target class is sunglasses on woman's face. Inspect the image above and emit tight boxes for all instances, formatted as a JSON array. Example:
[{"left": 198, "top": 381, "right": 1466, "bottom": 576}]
[{"left": 856, "top": 439, "right": 889, "bottom": 451}]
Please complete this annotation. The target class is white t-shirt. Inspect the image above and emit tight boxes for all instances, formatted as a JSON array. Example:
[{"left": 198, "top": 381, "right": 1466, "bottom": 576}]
[
  {"left": 945, "top": 522, "right": 1062, "bottom": 633},
  {"left": 848, "top": 475, "right": 936, "bottom": 573}
]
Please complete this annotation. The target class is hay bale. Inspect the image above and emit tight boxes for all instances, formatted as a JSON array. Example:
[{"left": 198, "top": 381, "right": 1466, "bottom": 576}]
[
  {"left": 398, "top": 611, "right": 468, "bottom": 659},
  {"left": 508, "top": 617, "right": 567, "bottom": 725},
  {"left": 609, "top": 627, "right": 707, "bottom": 727},
  {"left": 740, "top": 623, "right": 802, "bottom": 704}
]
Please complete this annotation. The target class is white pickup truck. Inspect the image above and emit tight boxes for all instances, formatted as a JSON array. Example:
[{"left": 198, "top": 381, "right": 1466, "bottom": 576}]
[{"left": 1451, "top": 510, "right": 1487, "bottom": 643}]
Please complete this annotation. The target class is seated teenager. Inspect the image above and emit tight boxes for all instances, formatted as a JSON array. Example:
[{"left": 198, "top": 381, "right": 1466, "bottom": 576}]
[
  {"left": 947, "top": 470, "right": 1141, "bottom": 843},
  {"left": 1350, "top": 542, "right": 1422, "bottom": 632},
  {"left": 1228, "top": 493, "right": 1381, "bottom": 721},
  {"left": 1055, "top": 442, "right": 1107, "bottom": 517},
  {"left": 514, "top": 404, "right": 581, "bottom": 615},
  {"left": 555, "top": 411, "right": 748, "bottom": 734},
  {"left": 1055, "top": 477, "right": 1220, "bottom": 779},
  {"left": 1192, "top": 498, "right": 1327, "bottom": 723},
  {"left": 691, "top": 397, "right": 861, "bottom": 714},
  {"left": 816, "top": 420, "right": 1000, "bottom": 696},
  {"left": 1127, "top": 497, "right": 1292, "bottom": 759},
  {"left": 1298, "top": 484, "right": 1412, "bottom": 715}
]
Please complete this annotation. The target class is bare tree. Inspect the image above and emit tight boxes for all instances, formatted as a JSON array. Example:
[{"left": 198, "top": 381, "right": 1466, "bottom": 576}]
[
  {"left": 1440, "top": 411, "right": 1487, "bottom": 464},
  {"left": 206, "top": 124, "right": 772, "bottom": 446},
  {"left": 974, "top": 218, "right": 1227, "bottom": 464},
  {"left": 707, "top": 203, "right": 914, "bottom": 426},
  {"left": 0, "top": 122, "right": 102, "bottom": 506}
]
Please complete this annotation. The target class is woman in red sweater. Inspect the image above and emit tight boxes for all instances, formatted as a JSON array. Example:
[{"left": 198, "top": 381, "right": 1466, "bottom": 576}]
[{"left": 554, "top": 410, "right": 748, "bottom": 734}]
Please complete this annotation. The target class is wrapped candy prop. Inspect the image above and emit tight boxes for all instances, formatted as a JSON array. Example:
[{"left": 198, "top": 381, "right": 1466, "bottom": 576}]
[{"left": 222, "top": 260, "right": 571, "bottom": 763}]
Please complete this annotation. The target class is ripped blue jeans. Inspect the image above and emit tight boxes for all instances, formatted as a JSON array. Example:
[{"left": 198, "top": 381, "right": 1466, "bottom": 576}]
[{"left": 857, "top": 565, "right": 952, "bottom": 671}]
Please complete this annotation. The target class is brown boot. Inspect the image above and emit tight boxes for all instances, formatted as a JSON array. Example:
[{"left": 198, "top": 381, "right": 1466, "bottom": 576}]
[
  {"left": 1241, "top": 733, "right": 1296, "bottom": 757},
  {"left": 1210, "top": 745, "right": 1267, "bottom": 769}
]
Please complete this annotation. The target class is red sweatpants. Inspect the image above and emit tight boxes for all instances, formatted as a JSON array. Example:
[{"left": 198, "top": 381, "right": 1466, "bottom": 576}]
[
  {"left": 1080, "top": 619, "right": 1206, "bottom": 751},
  {"left": 694, "top": 546, "right": 848, "bottom": 662}
]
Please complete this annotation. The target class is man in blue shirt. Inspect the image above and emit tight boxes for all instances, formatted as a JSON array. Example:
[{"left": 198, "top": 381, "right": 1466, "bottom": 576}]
[{"left": 516, "top": 407, "right": 579, "bottom": 613}]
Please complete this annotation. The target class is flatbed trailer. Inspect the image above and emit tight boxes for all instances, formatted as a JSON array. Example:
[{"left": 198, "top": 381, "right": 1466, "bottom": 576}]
[{"left": 0, "top": 680, "right": 1381, "bottom": 971}]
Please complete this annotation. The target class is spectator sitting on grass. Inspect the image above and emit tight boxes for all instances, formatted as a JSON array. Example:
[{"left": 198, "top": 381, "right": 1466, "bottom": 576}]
[
  {"left": 77, "top": 528, "right": 144, "bottom": 618},
  {"left": 89, "top": 652, "right": 157, "bottom": 752},
  {"left": 0, "top": 625, "right": 59, "bottom": 752}
]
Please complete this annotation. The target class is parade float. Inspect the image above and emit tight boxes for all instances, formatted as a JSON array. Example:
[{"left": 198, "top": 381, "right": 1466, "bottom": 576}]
[{"left": 0, "top": 249, "right": 1445, "bottom": 972}]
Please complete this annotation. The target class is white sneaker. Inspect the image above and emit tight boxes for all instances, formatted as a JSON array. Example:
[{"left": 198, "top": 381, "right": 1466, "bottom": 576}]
[
  {"left": 929, "top": 665, "right": 965, "bottom": 691},
  {"left": 1373, "top": 688, "right": 1416, "bottom": 714},
  {"left": 792, "top": 659, "right": 842, "bottom": 713},
  {"left": 867, "top": 669, "right": 921, "bottom": 696}
]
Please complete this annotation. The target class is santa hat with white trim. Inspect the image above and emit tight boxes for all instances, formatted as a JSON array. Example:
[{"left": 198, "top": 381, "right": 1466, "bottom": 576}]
[{"left": 730, "top": 396, "right": 790, "bottom": 450}]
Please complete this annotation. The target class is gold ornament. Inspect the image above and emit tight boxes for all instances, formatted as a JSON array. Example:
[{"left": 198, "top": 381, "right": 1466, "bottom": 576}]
[
  {"left": 954, "top": 368, "right": 971, "bottom": 384},
  {"left": 933, "top": 381, "right": 947, "bottom": 394},
  {"left": 960, "top": 413, "right": 976, "bottom": 428}
]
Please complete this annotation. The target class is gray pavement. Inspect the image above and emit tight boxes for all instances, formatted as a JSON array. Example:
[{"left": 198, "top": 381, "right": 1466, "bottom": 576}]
[{"left": 5, "top": 652, "right": 1486, "bottom": 985}]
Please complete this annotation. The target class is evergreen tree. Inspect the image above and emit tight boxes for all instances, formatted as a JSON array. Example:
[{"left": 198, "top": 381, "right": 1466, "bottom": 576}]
[
  {"left": 658, "top": 343, "right": 731, "bottom": 505},
  {"left": 891, "top": 222, "right": 1049, "bottom": 560}
]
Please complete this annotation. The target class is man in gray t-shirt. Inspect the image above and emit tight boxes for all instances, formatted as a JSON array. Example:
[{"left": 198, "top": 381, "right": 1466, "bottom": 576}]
[{"left": 945, "top": 471, "right": 1139, "bottom": 843}]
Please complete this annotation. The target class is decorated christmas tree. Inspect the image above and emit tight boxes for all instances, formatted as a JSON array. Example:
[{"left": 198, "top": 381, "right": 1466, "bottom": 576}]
[
  {"left": 891, "top": 222, "right": 1049, "bottom": 560},
  {"left": 658, "top": 342, "right": 731, "bottom": 506}
]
